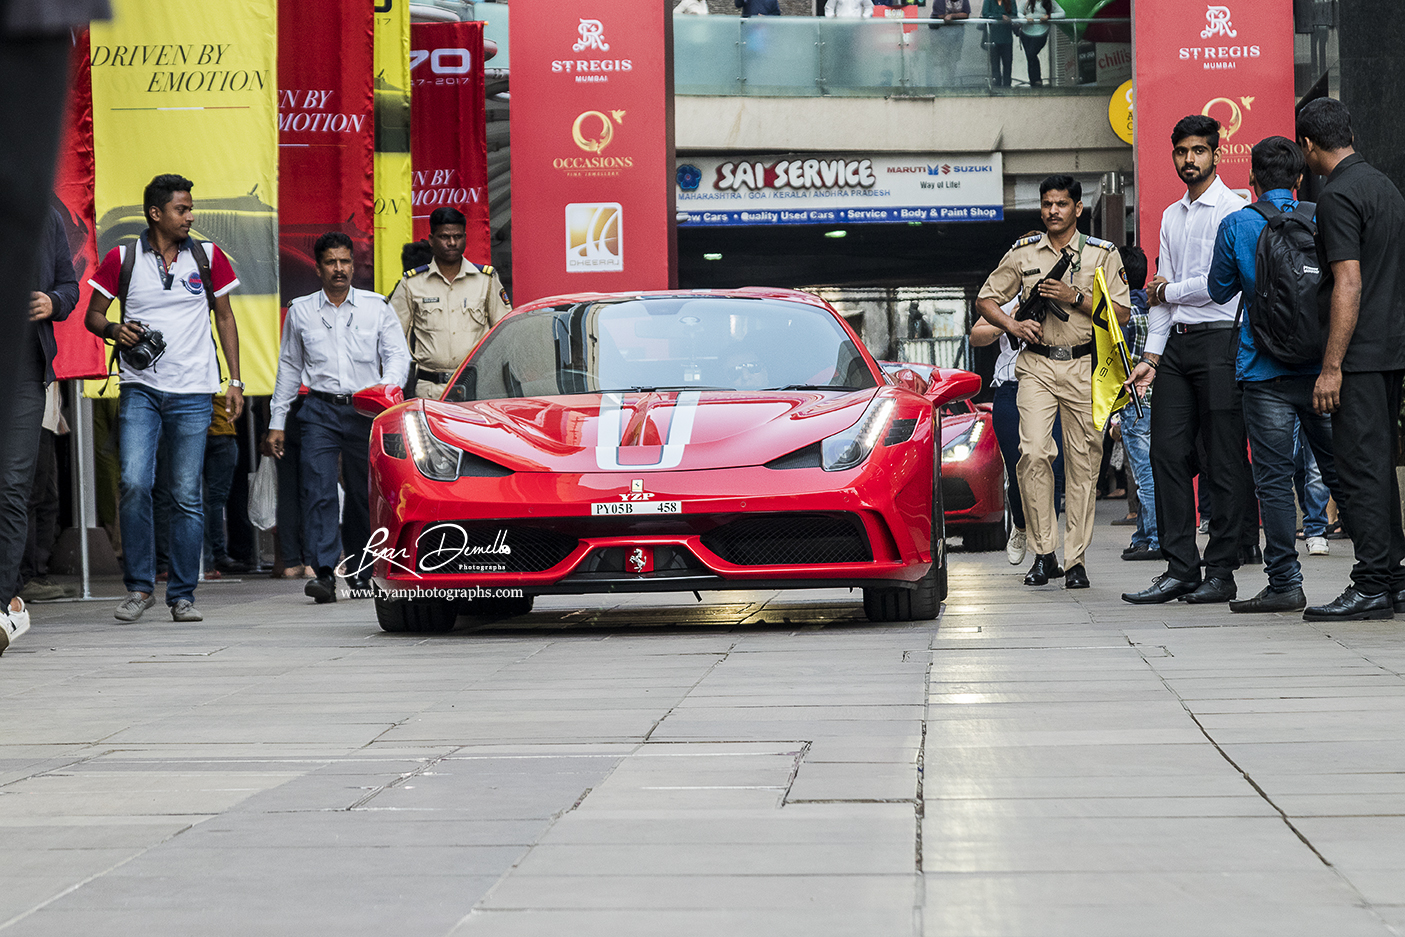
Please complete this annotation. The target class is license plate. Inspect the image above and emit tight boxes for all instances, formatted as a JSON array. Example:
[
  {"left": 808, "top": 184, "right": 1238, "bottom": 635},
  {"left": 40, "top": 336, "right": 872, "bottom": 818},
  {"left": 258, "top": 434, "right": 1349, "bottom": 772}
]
[{"left": 591, "top": 500, "right": 683, "bottom": 516}]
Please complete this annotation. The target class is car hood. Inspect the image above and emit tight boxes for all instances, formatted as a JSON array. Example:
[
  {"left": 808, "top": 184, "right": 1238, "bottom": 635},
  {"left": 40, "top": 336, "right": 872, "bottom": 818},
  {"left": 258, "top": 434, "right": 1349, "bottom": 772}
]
[{"left": 420, "top": 389, "right": 878, "bottom": 473}]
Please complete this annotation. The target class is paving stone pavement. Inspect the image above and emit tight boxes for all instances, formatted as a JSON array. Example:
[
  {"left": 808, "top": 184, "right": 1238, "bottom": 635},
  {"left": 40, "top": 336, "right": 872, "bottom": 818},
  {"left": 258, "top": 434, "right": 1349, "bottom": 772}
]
[{"left": 3, "top": 503, "right": 1405, "bottom": 935}]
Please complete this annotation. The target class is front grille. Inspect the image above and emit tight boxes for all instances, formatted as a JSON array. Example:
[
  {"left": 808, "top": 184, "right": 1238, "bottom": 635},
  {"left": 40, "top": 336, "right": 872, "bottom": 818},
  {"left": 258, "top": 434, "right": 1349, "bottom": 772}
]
[
  {"left": 701, "top": 513, "right": 871, "bottom": 566},
  {"left": 416, "top": 523, "right": 578, "bottom": 574},
  {"left": 941, "top": 477, "right": 976, "bottom": 511}
]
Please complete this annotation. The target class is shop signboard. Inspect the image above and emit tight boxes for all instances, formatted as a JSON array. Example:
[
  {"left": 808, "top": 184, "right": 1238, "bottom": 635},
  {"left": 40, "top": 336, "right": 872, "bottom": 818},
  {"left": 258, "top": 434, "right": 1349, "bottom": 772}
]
[{"left": 675, "top": 153, "right": 1004, "bottom": 227}]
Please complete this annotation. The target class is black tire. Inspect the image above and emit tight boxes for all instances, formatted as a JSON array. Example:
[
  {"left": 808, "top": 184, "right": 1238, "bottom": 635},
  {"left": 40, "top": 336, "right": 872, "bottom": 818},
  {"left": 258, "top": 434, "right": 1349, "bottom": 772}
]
[
  {"left": 963, "top": 522, "right": 1006, "bottom": 552},
  {"left": 463, "top": 595, "right": 535, "bottom": 619},
  {"left": 863, "top": 423, "right": 947, "bottom": 622},
  {"left": 375, "top": 596, "right": 458, "bottom": 633}
]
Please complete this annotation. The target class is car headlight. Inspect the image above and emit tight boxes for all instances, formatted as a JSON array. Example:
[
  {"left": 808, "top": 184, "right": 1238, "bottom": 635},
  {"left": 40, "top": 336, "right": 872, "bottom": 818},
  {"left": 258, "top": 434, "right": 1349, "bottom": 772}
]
[
  {"left": 821, "top": 397, "right": 896, "bottom": 472},
  {"left": 941, "top": 420, "right": 984, "bottom": 463},
  {"left": 403, "top": 409, "right": 460, "bottom": 480}
]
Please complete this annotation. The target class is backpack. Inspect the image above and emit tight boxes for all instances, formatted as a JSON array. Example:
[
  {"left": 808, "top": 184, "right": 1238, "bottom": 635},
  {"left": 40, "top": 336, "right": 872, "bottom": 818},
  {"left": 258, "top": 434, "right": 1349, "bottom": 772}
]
[{"left": 1237, "top": 200, "right": 1323, "bottom": 366}]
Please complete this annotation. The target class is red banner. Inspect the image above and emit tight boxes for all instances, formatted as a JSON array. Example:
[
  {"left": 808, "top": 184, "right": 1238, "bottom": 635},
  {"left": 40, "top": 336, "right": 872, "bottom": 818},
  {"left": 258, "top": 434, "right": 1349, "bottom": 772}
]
[
  {"left": 1134, "top": 0, "right": 1296, "bottom": 270},
  {"left": 509, "top": 0, "right": 677, "bottom": 304},
  {"left": 410, "top": 22, "right": 490, "bottom": 264},
  {"left": 52, "top": 32, "right": 107, "bottom": 381},
  {"left": 278, "top": 1, "right": 375, "bottom": 303}
]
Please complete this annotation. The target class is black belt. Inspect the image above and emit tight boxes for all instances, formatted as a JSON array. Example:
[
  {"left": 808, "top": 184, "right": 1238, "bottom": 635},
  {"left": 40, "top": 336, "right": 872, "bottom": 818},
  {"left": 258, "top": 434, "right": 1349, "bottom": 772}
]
[
  {"left": 1172, "top": 320, "right": 1236, "bottom": 334},
  {"left": 1025, "top": 341, "right": 1093, "bottom": 361},
  {"left": 416, "top": 368, "right": 456, "bottom": 385},
  {"left": 309, "top": 389, "right": 354, "bottom": 406}
]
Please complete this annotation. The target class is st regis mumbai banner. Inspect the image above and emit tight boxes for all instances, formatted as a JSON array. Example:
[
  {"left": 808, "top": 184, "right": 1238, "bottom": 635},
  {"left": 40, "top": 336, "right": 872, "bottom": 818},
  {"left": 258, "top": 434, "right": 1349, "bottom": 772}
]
[
  {"left": 676, "top": 153, "right": 1004, "bottom": 227},
  {"left": 510, "top": 0, "right": 677, "bottom": 305},
  {"left": 1134, "top": 0, "right": 1295, "bottom": 268}
]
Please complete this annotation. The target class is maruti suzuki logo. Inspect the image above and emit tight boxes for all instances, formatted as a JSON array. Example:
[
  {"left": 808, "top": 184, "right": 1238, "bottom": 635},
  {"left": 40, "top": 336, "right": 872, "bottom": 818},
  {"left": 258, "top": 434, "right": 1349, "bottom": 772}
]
[
  {"left": 573, "top": 19, "right": 610, "bottom": 52},
  {"left": 1201, "top": 6, "right": 1236, "bottom": 39}
]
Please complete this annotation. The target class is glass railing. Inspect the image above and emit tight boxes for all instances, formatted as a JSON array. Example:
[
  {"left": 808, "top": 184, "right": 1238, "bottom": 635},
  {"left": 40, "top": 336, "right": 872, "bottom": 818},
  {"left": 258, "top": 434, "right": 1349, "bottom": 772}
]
[{"left": 674, "top": 16, "right": 1131, "bottom": 97}]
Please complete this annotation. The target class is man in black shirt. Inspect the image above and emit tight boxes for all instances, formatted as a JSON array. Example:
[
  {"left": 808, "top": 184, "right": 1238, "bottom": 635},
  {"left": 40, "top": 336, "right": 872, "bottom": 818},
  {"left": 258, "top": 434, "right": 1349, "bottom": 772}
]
[{"left": 1297, "top": 98, "right": 1405, "bottom": 621}]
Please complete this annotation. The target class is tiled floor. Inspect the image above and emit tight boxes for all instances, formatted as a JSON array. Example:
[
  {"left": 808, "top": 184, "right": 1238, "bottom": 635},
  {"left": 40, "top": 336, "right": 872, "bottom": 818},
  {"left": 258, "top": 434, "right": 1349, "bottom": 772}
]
[{"left": 2, "top": 503, "right": 1404, "bottom": 935}]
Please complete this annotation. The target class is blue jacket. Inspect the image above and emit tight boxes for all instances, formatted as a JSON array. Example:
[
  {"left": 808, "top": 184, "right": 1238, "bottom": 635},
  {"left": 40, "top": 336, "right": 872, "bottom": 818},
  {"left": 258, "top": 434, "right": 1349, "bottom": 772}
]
[{"left": 1208, "top": 189, "right": 1321, "bottom": 383}]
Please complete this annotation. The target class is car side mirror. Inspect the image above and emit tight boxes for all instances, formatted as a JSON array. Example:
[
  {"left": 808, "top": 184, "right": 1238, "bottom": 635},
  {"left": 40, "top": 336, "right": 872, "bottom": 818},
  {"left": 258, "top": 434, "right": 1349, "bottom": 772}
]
[
  {"left": 889, "top": 368, "right": 928, "bottom": 395},
  {"left": 352, "top": 383, "right": 404, "bottom": 417},
  {"left": 924, "top": 368, "right": 982, "bottom": 405}
]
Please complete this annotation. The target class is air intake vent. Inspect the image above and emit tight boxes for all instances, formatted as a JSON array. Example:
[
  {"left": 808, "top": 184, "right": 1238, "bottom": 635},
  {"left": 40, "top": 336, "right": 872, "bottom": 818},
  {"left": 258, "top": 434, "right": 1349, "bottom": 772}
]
[
  {"left": 416, "top": 524, "right": 578, "bottom": 574},
  {"left": 765, "top": 442, "right": 822, "bottom": 470},
  {"left": 382, "top": 433, "right": 407, "bottom": 459},
  {"left": 884, "top": 419, "right": 917, "bottom": 445},
  {"left": 701, "top": 513, "right": 872, "bottom": 565}
]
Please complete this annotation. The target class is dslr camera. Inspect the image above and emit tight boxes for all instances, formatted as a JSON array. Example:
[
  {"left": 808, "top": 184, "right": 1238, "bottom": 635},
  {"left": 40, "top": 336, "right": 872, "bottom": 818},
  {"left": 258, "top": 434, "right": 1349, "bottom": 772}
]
[{"left": 120, "top": 321, "right": 167, "bottom": 370}]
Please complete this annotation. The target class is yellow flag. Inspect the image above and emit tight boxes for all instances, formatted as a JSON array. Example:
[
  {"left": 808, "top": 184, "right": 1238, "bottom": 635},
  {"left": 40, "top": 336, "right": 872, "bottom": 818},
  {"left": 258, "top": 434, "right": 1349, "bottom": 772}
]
[{"left": 1091, "top": 267, "right": 1136, "bottom": 431}]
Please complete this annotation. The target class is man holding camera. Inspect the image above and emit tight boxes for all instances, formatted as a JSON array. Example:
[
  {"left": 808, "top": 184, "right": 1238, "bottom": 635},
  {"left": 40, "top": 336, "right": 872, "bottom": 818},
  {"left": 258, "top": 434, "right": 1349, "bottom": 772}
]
[
  {"left": 976, "top": 175, "right": 1131, "bottom": 590},
  {"left": 85, "top": 173, "right": 244, "bottom": 623}
]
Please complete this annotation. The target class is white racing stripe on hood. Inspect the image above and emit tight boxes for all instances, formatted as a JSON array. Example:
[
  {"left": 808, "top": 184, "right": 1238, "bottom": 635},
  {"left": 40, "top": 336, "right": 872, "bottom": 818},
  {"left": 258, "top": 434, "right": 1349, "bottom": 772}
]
[{"left": 595, "top": 391, "right": 702, "bottom": 470}]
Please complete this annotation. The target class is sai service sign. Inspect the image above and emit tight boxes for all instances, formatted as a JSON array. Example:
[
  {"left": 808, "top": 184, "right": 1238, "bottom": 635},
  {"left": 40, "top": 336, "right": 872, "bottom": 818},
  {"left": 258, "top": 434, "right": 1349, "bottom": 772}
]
[{"left": 676, "top": 153, "right": 1003, "bottom": 227}]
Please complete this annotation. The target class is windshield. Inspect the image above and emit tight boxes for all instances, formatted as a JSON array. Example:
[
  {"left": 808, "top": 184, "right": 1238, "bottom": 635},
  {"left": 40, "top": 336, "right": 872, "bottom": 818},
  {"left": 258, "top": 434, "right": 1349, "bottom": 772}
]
[{"left": 449, "top": 296, "right": 877, "bottom": 401}]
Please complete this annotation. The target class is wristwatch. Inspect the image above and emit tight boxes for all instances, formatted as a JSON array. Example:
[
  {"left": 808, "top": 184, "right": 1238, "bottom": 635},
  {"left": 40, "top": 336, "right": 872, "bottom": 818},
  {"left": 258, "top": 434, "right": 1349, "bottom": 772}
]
[
  {"left": 1074, "top": 291, "right": 1085, "bottom": 308},
  {"left": 228, "top": 379, "right": 246, "bottom": 390}
]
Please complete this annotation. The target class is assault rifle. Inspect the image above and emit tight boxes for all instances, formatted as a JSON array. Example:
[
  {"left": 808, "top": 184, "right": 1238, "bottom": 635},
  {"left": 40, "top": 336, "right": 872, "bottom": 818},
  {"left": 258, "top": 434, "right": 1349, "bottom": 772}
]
[{"left": 1013, "top": 249, "right": 1075, "bottom": 325}]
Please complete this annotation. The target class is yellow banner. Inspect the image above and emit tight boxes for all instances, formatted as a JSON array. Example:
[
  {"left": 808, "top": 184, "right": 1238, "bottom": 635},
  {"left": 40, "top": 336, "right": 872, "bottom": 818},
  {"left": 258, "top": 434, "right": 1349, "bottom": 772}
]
[
  {"left": 374, "top": 0, "right": 413, "bottom": 296},
  {"left": 86, "top": 0, "right": 279, "bottom": 397},
  {"left": 1091, "top": 267, "right": 1136, "bottom": 431}
]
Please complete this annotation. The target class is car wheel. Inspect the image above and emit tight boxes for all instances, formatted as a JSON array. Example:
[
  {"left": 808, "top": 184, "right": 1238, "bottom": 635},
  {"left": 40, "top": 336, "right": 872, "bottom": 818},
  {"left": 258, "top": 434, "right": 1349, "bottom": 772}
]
[
  {"left": 963, "top": 522, "right": 1005, "bottom": 552},
  {"left": 463, "top": 595, "right": 535, "bottom": 619},
  {"left": 375, "top": 596, "right": 458, "bottom": 633}
]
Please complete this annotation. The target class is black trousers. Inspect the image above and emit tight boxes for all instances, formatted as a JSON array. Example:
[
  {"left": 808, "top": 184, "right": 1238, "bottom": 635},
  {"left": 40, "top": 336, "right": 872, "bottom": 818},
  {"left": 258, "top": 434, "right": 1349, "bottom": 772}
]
[
  {"left": 298, "top": 394, "right": 373, "bottom": 577},
  {"left": 1332, "top": 369, "right": 1405, "bottom": 595},
  {"left": 1149, "top": 329, "right": 1254, "bottom": 582}
]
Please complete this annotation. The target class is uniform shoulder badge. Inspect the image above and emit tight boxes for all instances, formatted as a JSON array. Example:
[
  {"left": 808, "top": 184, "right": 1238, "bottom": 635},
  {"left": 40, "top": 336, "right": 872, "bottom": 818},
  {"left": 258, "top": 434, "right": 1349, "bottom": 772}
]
[
  {"left": 1119, "top": 268, "right": 1128, "bottom": 284},
  {"left": 473, "top": 262, "right": 494, "bottom": 275},
  {"left": 404, "top": 263, "right": 430, "bottom": 277},
  {"left": 499, "top": 288, "right": 511, "bottom": 306},
  {"left": 1087, "top": 236, "right": 1116, "bottom": 251},
  {"left": 1014, "top": 234, "right": 1042, "bottom": 248}
]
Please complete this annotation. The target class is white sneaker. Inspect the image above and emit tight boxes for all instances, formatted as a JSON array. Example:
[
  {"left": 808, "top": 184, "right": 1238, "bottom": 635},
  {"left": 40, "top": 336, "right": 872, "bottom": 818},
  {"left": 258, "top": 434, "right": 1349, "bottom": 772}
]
[
  {"left": 1306, "top": 536, "right": 1330, "bottom": 556},
  {"left": 1006, "top": 527, "right": 1028, "bottom": 565},
  {"left": 1, "top": 597, "right": 30, "bottom": 655}
]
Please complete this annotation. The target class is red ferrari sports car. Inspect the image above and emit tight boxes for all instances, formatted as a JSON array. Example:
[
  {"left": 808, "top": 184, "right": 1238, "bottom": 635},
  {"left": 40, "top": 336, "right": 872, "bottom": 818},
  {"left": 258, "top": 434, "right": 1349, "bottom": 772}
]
[
  {"left": 938, "top": 399, "right": 1006, "bottom": 551},
  {"left": 357, "top": 289, "right": 980, "bottom": 632}
]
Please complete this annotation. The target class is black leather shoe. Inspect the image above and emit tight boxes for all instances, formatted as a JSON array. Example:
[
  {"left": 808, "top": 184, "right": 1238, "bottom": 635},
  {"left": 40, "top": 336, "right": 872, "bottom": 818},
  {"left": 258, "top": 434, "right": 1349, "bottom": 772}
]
[
  {"left": 304, "top": 571, "right": 338, "bottom": 605},
  {"left": 1023, "top": 553, "right": 1064, "bottom": 586},
  {"left": 1230, "top": 585, "right": 1307, "bottom": 614},
  {"left": 1122, "top": 574, "right": 1201, "bottom": 604},
  {"left": 1304, "top": 588, "right": 1395, "bottom": 621},
  {"left": 1394, "top": 589, "right": 1405, "bottom": 614},
  {"left": 1122, "top": 547, "right": 1163, "bottom": 562},
  {"left": 1239, "top": 543, "right": 1263, "bottom": 566},
  {"left": 349, "top": 577, "right": 374, "bottom": 597},
  {"left": 1180, "top": 577, "right": 1237, "bottom": 604},
  {"left": 1064, "top": 564, "right": 1089, "bottom": 589}
]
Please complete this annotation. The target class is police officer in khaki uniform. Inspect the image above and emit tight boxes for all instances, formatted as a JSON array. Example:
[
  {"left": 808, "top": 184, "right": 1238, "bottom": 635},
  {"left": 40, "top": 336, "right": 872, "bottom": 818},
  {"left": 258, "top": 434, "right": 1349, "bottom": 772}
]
[
  {"left": 390, "top": 207, "right": 511, "bottom": 399},
  {"left": 975, "top": 174, "right": 1131, "bottom": 590}
]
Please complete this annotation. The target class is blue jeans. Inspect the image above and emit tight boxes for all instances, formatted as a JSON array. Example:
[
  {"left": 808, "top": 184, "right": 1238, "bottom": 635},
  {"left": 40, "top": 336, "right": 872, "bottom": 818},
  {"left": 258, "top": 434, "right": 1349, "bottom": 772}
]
[
  {"left": 203, "top": 435, "right": 239, "bottom": 564},
  {"left": 992, "top": 381, "right": 1064, "bottom": 531},
  {"left": 118, "top": 384, "right": 211, "bottom": 603},
  {"left": 1120, "top": 396, "right": 1157, "bottom": 549},
  {"left": 1294, "top": 425, "right": 1330, "bottom": 537},
  {"left": 1240, "top": 378, "right": 1341, "bottom": 591}
]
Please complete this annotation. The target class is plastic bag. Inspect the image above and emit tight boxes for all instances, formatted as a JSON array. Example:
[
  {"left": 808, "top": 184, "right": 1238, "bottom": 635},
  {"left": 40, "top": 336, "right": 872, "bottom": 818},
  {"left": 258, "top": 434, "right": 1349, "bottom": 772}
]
[{"left": 248, "top": 456, "right": 278, "bottom": 531}]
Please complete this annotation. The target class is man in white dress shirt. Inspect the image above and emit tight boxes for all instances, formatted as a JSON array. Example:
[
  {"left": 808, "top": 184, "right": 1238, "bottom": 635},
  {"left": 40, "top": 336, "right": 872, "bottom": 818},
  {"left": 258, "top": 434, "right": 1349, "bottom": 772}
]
[
  {"left": 266, "top": 232, "right": 411, "bottom": 604},
  {"left": 1123, "top": 115, "right": 1249, "bottom": 606}
]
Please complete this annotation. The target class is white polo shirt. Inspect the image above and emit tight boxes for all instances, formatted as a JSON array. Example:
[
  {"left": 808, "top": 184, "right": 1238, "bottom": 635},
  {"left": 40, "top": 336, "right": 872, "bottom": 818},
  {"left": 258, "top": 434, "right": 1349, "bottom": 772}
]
[{"left": 90, "top": 235, "right": 239, "bottom": 394}]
